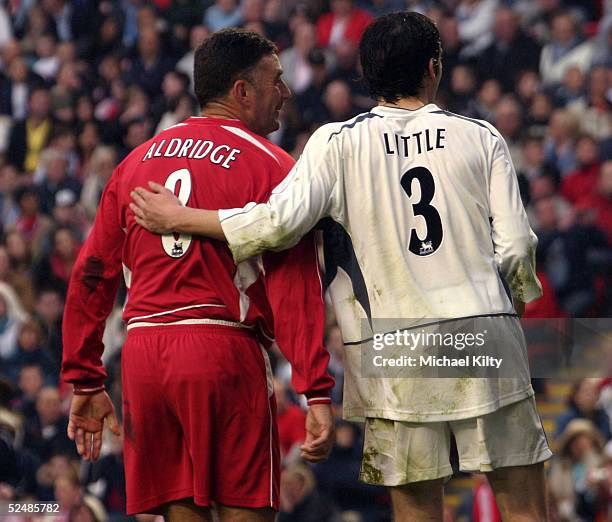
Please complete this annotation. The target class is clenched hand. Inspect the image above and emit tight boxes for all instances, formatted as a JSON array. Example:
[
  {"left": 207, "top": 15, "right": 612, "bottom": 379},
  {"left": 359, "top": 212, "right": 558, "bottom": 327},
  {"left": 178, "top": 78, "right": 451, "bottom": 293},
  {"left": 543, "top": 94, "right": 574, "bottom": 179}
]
[{"left": 300, "top": 403, "right": 335, "bottom": 462}]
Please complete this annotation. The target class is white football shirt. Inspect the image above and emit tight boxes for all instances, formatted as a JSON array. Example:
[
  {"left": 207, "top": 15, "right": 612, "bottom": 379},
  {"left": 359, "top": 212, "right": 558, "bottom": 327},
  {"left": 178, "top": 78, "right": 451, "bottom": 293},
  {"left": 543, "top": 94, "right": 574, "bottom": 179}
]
[{"left": 220, "top": 104, "right": 543, "bottom": 421}]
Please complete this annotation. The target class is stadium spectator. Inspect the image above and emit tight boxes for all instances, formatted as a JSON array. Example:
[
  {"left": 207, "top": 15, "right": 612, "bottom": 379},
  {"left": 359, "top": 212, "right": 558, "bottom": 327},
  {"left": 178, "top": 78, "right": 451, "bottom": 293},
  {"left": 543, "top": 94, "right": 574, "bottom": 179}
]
[
  {"left": 294, "top": 49, "right": 331, "bottom": 129},
  {"left": 14, "top": 186, "right": 54, "bottom": 259},
  {"left": 13, "top": 364, "right": 45, "bottom": 422},
  {"left": 33, "top": 289, "right": 63, "bottom": 367},
  {"left": 175, "top": 25, "right": 210, "bottom": 92},
  {"left": 316, "top": 0, "right": 373, "bottom": 48},
  {"left": 32, "top": 34, "right": 60, "bottom": 82},
  {"left": 124, "top": 27, "right": 175, "bottom": 103},
  {"left": 76, "top": 122, "right": 101, "bottom": 180},
  {"left": 455, "top": 0, "right": 498, "bottom": 58},
  {"left": 540, "top": 11, "right": 595, "bottom": 86},
  {"left": 3, "top": 319, "right": 57, "bottom": 386},
  {"left": 23, "top": 386, "right": 74, "bottom": 463},
  {"left": 4, "top": 230, "right": 34, "bottom": 298},
  {"left": 0, "top": 165, "right": 19, "bottom": 226},
  {"left": 151, "top": 70, "right": 190, "bottom": 123},
  {"left": 545, "top": 109, "right": 579, "bottom": 176},
  {"left": 447, "top": 64, "right": 477, "bottom": 115},
  {"left": 156, "top": 93, "right": 197, "bottom": 137},
  {"left": 549, "top": 419, "right": 606, "bottom": 521},
  {"left": 53, "top": 470, "right": 103, "bottom": 522},
  {"left": 34, "top": 226, "right": 80, "bottom": 296},
  {"left": 477, "top": 7, "right": 541, "bottom": 92},
  {"left": 7, "top": 86, "right": 53, "bottom": 174},
  {"left": 322, "top": 79, "right": 359, "bottom": 123},
  {"left": 438, "top": 15, "right": 463, "bottom": 93},
  {"left": 279, "top": 464, "right": 337, "bottom": 522},
  {"left": 567, "top": 65, "right": 612, "bottom": 140},
  {"left": 518, "top": 136, "right": 559, "bottom": 185},
  {"left": 80, "top": 146, "right": 117, "bottom": 221},
  {"left": 534, "top": 196, "right": 609, "bottom": 315},
  {"left": 525, "top": 90, "right": 554, "bottom": 139},
  {"left": 0, "top": 56, "right": 36, "bottom": 121},
  {"left": 0, "top": 282, "right": 28, "bottom": 360},
  {"left": 556, "top": 379, "right": 612, "bottom": 440},
  {"left": 561, "top": 134, "right": 602, "bottom": 204},
  {"left": 575, "top": 159, "right": 612, "bottom": 244},
  {"left": 280, "top": 22, "right": 319, "bottom": 94},
  {"left": 464, "top": 78, "right": 502, "bottom": 122},
  {"left": 553, "top": 66, "right": 585, "bottom": 107},
  {"left": 0, "top": 245, "right": 36, "bottom": 313},
  {"left": 493, "top": 95, "right": 525, "bottom": 169},
  {"left": 204, "top": 0, "right": 242, "bottom": 32},
  {"left": 35, "top": 148, "right": 81, "bottom": 216},
  {"left": 592, "top": 15, "right": 612, "bottom": 67}
]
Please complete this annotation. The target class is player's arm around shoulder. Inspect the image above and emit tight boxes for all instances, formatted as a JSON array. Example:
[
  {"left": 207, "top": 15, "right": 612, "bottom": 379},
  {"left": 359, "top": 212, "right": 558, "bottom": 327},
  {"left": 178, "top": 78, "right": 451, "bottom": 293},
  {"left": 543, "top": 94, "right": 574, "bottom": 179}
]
[
  {"left": 487, "top": 125, "right": 543, "bottom": 305},
  {"left": 217, "top": 122, "right": 345, "bottom": 262}
]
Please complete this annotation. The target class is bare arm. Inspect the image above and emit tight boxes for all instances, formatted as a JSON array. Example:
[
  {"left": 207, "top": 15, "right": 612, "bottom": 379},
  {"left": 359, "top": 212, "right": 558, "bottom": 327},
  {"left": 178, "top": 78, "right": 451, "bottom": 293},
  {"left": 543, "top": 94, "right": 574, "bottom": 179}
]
[{"left": 130, "top": 125, "right": 342, "bottom": 263}]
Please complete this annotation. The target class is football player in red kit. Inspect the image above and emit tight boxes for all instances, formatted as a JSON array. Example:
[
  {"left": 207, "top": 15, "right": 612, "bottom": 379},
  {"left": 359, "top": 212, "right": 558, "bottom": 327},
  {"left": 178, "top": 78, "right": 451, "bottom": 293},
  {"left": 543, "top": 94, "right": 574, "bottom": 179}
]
[{"left": 61, "top": 30, "right": 334, "bottom": 522}]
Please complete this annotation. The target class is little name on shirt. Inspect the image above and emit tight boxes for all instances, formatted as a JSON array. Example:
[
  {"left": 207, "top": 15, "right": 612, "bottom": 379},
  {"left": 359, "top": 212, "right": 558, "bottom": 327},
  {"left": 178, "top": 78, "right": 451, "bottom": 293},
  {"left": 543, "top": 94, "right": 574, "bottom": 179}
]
[
  {"left": 142, "top": 138, "right": 241, "bottom": 169},
  {"left": 383, "top": 128, "right": 446, "bottom": 158}
]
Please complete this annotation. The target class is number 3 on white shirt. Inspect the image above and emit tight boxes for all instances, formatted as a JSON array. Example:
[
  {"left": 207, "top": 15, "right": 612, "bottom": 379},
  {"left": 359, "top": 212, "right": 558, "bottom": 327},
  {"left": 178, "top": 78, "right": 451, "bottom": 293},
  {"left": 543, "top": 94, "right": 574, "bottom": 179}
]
[{"left": 161, "top": 169, "right": 192, "bottom": 258}]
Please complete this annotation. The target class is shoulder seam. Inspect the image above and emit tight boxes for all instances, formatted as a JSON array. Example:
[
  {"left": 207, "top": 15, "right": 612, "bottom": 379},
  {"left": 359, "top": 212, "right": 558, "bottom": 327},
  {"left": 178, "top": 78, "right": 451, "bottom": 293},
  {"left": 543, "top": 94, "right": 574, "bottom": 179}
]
[
  {"left": 430, "top": 110, "right": 498, "bottom": 138},
  {"left": 327, "top": 112, "right": 383, "bottom": 142},
  {"left": 220, "top": 125, "right": 280, "bottom": 165}
]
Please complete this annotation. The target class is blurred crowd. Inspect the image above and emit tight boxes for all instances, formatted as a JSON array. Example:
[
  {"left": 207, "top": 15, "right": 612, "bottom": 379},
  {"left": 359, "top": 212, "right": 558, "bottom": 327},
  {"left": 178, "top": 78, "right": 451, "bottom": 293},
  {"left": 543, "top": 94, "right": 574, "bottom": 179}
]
[{"left": 0, "top": 0, "right": 610, "bottom": 521}]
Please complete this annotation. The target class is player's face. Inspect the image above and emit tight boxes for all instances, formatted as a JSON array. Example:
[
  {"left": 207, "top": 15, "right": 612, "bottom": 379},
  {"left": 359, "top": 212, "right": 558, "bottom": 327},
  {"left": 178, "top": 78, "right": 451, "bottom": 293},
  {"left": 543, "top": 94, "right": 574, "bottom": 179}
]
[{"left": 248, "top": 53, "right": 291, "bottom": 136}]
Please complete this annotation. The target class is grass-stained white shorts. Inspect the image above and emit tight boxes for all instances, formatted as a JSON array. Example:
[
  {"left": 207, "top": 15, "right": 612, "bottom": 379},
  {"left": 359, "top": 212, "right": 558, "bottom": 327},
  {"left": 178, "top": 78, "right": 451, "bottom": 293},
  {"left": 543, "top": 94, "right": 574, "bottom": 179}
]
[{"left": 359, "top": 396, "right": 552, "bottom": 485}]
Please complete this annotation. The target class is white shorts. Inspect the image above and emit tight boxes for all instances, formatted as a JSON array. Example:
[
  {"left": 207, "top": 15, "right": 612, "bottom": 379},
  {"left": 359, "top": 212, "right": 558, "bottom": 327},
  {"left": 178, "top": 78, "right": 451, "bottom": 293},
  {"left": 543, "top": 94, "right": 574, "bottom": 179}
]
[{"left": 360, "top": 396, "right": 552, "bottom": 485}]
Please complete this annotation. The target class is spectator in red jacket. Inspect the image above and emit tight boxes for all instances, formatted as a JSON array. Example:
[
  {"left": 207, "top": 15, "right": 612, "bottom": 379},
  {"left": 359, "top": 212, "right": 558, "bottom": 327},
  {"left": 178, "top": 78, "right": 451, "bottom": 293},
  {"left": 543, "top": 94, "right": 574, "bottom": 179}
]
[
  {"left": 576, "top": 160, "right": 612, "bottom": 245},
  {"left": 316, "top": 0, "right": 372, "bottom": 49},
  {"left": 561, "top": 134, "right": 601, "bottom": 205}
]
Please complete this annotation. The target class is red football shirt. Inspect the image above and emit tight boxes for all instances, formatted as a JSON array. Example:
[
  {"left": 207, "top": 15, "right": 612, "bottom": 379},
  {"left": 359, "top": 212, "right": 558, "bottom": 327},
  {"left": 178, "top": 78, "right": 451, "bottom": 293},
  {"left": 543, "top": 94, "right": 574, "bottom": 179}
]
[{"left": 61, "top": 117, "right": 333, "bottom": 401}]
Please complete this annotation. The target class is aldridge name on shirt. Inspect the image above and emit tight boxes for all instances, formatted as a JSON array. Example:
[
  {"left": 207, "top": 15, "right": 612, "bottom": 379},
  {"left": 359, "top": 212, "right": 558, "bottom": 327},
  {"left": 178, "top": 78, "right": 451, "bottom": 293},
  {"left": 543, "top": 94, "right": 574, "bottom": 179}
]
[
  {"left": 383, "top": 128, "right": 446, "bottom": 158},
  {"left": 141, "top": 138, "right": 241, "bottom": 169}
]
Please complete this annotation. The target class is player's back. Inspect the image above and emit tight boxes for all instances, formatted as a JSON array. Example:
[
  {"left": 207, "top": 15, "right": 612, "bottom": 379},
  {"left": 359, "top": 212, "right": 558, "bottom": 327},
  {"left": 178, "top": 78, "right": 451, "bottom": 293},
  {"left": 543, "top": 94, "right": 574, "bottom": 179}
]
[
  {"left": 116, "top": 117, "right": 293, "bottom": 328},
  {"left": 319, "top": 104, "right": 539, "bottom": 337}
]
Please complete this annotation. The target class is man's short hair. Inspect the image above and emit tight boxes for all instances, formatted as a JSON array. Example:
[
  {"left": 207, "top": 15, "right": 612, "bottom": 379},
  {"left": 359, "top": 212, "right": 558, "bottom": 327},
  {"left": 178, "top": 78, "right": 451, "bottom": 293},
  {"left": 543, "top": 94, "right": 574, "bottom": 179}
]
[
  {"left": 360, "top": 12, "right": 441, "bottom": 102},
  {"left": 193, "top": 29, "right": 278, "bottom": 108}
]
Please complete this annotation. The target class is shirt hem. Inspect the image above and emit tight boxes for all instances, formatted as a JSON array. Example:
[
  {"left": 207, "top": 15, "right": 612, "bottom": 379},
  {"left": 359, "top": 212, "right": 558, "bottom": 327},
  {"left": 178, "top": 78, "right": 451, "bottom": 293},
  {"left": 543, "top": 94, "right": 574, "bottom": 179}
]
[{"left": 343, "top": 387, "right": 534, "bottom": 423}]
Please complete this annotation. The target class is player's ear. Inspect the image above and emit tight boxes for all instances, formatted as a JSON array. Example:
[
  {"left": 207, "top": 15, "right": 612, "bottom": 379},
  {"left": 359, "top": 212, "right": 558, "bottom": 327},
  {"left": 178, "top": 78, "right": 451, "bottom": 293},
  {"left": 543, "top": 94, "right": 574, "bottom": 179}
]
[
  {"left": 231, "top": 79, "right": 252, "bottom": 107},
  {"left": 428, "top": 58, "right": 439, "bottom": 81}
]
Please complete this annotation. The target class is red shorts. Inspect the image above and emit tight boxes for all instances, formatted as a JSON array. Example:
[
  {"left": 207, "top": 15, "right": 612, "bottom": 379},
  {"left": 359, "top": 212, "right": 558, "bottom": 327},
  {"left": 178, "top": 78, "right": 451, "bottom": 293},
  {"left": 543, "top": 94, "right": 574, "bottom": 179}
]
[{"left": 121, "top": 324, "right": 279, "bottom": 515}]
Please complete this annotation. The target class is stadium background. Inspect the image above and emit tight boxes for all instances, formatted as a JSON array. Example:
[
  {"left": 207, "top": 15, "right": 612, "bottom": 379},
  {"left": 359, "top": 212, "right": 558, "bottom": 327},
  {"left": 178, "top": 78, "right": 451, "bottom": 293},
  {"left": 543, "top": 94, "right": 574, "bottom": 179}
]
[{"left": 0, "top": 0, "right": 610, "bottom": 520}]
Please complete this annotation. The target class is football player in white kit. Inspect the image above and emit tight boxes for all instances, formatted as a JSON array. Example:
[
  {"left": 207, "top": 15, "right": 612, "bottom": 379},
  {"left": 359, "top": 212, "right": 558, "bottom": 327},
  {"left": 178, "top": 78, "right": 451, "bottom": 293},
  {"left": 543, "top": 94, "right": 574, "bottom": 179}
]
[{"left": 130, "top": 14, "right": 552, "bottom": 521}]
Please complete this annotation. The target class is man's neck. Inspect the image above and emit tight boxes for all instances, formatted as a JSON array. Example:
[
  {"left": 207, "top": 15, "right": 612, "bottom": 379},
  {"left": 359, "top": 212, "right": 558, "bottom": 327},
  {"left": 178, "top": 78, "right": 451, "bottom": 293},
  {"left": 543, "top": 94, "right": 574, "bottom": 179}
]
[
  {"left": 200, "top": 101, "right": 242, "bottom": 122},
  {"left": 380, "top": 94, "right": 433, "bottom": 111}
]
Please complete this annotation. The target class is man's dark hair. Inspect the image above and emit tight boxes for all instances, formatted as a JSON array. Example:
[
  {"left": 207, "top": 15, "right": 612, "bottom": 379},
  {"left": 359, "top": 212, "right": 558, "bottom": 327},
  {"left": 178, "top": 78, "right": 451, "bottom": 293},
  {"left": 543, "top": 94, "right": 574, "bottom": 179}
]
[
  {"left": 360, "top": 12, "right": 441, "bottom": 102},
  {"left": 194, "top": 29, "right": 278, "bottom": 108}
]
